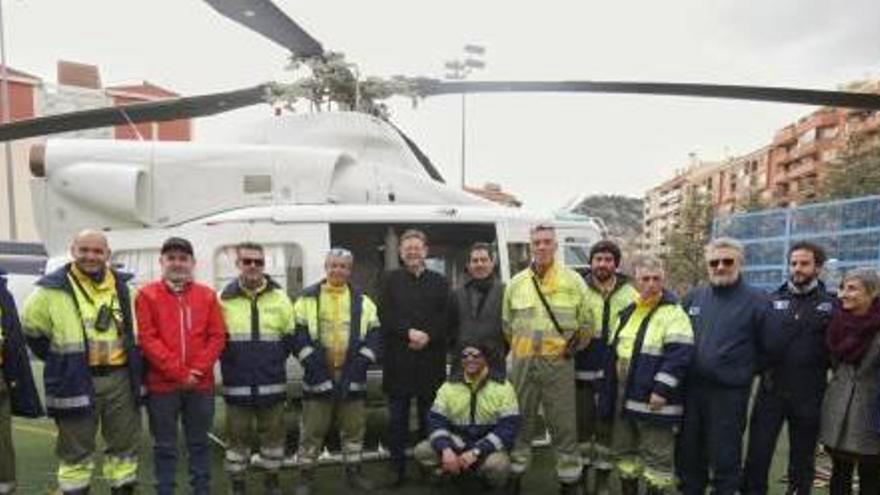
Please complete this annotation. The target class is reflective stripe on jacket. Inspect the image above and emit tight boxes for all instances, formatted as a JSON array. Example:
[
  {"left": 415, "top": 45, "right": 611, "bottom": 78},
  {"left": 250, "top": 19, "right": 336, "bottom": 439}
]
[
  {"left": 427, "top": 370, "right": 520, "bottom": 459},
  {"left": 219, "top": 277, "right": 294, "bottom": 405},
  {"left": 291, "top": 281, "right": 380, "bottom": 400},
  {"left": 22, "top": 264, "right": 142, "bottom": 417},
  {"left": 503, "top": 263, "right": 594, "bottom": 360},
  {"left": 599, "top": 290, "right": 694, "bottom": 425},
  {"left": 575, "top": 273, "right": 637, "bottom": 383}
]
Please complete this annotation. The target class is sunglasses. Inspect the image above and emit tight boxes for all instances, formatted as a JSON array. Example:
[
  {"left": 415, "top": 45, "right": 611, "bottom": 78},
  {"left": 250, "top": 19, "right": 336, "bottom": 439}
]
[
  {"left": 708, "top": 258, "right": 736, "bottom": 268},
  {"left": 240, "top": 258, "right": 265, "bottom": 267},
  {"left": 461, "top": 350, "right": 484, "bottom": 360}
]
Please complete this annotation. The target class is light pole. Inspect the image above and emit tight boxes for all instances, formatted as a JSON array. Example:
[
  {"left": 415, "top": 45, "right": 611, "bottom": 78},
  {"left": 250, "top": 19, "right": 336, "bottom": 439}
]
[
  {"left": 0, "top": 0, "right": 15, "bottom": 239},
  {"left": 444, "top": 44, "right": 485, "bottom": 189}
]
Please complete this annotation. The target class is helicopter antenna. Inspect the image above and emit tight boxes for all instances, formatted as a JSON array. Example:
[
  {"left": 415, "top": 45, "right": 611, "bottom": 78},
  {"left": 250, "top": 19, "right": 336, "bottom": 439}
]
[{"left": 117, "top": 107, "right": 145, "bottom": 141}]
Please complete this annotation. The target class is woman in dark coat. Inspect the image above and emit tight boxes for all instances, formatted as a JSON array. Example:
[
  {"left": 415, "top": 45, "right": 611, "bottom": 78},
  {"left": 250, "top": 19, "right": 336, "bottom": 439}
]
[{"left": 820, "top": 267, "right": 880, "bottom": 495}]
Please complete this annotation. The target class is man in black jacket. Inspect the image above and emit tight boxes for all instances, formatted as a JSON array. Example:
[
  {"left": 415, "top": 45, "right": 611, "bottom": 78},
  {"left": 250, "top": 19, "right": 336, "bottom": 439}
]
[
  {"left": 448, "top": 243, "right": 506, "bottom": 374},
  {"left": 379, "top": 229, "right": 450, "bottom": 487},
  {"left": 678, "top": 237, "right": 779, "bottom": 495},
  {"left": 1, "top": 269, "right": 44, "bottom": 495},
  {"left": 742, "top": 241, "right": 834, "bottom": 495}
]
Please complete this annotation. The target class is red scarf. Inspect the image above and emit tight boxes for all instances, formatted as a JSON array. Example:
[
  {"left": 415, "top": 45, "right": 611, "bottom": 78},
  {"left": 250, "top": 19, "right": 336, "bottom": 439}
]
[{"left": 827, "top": 298, "right": 880, "bottom": 364}]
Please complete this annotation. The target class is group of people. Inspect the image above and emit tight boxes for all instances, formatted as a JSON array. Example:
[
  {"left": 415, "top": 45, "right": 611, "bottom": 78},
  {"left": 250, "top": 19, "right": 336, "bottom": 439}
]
[{"left": 0, "top": 224, "right": 879, "bottom": 495}]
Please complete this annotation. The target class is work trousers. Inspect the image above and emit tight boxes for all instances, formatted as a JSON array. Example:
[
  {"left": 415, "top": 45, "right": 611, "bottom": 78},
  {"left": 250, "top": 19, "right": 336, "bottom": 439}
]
[
  {"left": 298, "top": 398, "right": 366, "bottom": 468},
  {"left": 147, "top": 390, "right": 214, "bottom": 495},
  {"left": 414, "top": 439, "right": 511, "bottom": 487},
  {"left": 55, "top": 369, "right": 140, "bottom": 493},
  {"left": 509, "top": 356, "right": 581, "bottom": 484},
  {"left": 224, "top": 402, "right": 286, "bottom": 479},
  {"left": 742, "top": 383, "right": 823, "bottom": 495},
  {"left": 0, "top": 370, "right": 15, "bottom": 494},
  {"left": 677, "top": 379, "right": 751, "bottom": 495},
  {"left": 576, "top": 380, "right": 613, "bottom": 470}
]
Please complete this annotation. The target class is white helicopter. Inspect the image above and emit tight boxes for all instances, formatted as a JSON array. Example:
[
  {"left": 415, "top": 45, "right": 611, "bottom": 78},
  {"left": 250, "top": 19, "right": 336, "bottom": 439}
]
[
  {"left": 4, "top": 0, "right": 878, "bottom": 290},
  {"left": 3, "top": 0, "right": 880, "bottom": 462},
  {"left": 25, "top": 110, "right": 603, "bottom": 296}
]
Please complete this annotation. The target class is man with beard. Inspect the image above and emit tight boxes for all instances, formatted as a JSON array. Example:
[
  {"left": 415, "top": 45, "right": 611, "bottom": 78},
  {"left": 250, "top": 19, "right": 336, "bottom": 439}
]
[
  {"left": 136, "top": 237, "right": 227, "bottom": 495},
  {"left": 742, "top": 241, "right": 834, "bottom": 495},
  {"left": 678, "top": 237, "right": 779, "bottom": 495},
  {"left": 379, "top": 229, "right": 450, "bottom": 487},
  {"left": 575, "top": 240, "right": 637, "bottom": 494},
  {"left": 448, "top": 243, "right": 507, "bottom": 375}
]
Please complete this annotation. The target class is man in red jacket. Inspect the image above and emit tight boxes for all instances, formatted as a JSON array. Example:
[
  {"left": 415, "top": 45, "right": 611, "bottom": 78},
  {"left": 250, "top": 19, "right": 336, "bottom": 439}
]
[{"left": 135, "top": 237, "right": 226, "bottom": 495}]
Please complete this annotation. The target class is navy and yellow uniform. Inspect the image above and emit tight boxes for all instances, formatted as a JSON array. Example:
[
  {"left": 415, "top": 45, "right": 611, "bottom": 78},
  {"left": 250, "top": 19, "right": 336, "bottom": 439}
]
[
  {"left": 290, "top": 281, "right": 380, "bottom": 469},
  {"left": 575, "top": 273, "right": 636, "bottom": 469},
  {"left": 22, "top": 264, "right": 142, "bottom": 494},
  {"left": 415, "top": 368, "right": 521, "bottom": 487},
  {"left": 600, "top": 291, "right": 694, "bottom": 493},
  {"left": 219, "top": 276, "right": 294, "bottom": 478}
]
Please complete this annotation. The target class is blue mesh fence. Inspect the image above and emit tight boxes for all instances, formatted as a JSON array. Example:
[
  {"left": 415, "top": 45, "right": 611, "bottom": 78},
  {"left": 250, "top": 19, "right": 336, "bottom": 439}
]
[{"left": 713, "top": 195, "right": 880, "bottom": 290}]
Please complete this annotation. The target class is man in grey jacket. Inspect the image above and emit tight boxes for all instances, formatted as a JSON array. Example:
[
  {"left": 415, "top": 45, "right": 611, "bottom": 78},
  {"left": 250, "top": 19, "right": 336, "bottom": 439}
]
[{"left": 449, "top": 243, "right": 507, "bottom": 374}]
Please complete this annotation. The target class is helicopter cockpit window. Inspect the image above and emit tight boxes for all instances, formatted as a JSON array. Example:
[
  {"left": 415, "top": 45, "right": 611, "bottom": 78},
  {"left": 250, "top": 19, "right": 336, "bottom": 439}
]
[
  {"left": 563, "top": 244, "right": 591, "bottom": 270},
  {"left": 507, "top": 242, "right": 531, "bottom": 276},
  {"left": 214, "top": 243, "right": 304, "bottom": 299},
  {"left": 330, "top": 222, "right": 497, "bottom": 297}
]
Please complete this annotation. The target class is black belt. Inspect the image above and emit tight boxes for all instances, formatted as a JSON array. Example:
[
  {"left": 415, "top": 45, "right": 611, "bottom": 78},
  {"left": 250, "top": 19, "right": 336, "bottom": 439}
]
[{"left": 90, "top": 365, "right": 126, "bottom": 376}]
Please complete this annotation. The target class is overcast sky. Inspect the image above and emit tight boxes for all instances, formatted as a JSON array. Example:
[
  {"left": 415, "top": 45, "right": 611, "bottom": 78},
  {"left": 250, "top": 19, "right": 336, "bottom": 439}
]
[{"left": 6, "top": 0, "right": 880, "bottom": 211}]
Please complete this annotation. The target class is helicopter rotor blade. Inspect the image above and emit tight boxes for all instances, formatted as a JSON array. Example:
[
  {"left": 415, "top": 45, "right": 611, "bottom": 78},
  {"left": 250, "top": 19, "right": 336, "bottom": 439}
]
[
  {"left": 0, "top": 84, "right": 270, "bottom": 142},
  {"left": 421, "top": 80, "right": 880, "bottom": 110},
  {"left": 203, "top": 0, "right": 324, "bottom": 58}
]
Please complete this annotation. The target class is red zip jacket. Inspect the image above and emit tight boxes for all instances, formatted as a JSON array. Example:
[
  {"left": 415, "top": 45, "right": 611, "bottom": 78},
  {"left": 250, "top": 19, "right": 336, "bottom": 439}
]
[{"left": 135, "top": 280, "right": 227, "bottom": 394}]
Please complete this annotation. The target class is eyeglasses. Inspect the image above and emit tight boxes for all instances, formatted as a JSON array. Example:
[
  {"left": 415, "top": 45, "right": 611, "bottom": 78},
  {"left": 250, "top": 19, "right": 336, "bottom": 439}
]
[
  {"left": 327, "top": 247, "right": 353, "bottom": 258},
  {"left": 461, "top": 350, "right": 484, "bottom": 360},
  {"left": 240, "top": 258, "right": 265, "bottom": 267},
  {"left": 708, "top": 258, "right": 736, "bottom": 268}
]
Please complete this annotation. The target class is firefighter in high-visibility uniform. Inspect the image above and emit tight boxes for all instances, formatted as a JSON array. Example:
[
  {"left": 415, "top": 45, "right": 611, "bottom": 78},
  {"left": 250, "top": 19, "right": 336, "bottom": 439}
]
[
  {"left": 1, "top": 269, "right": 44, "bottom": 495},
  {"left": 503, "top": 224, "right": 594, "bottom": 495},
  {"left": 575, "top": 240, "right": 637, "bottom": 494},
  {"left": 22, "top": 230, "right": 143, "bottom": 495},
  {"left": 290, "top": 248, "right": 381, "bottom": 495},
  {"left": 218, "top": 242, "right": 295, "bottom": 495},
  {"left": 598, "top": 257, "right": 694, "bottom": 495},
  {"left": 415, "top": 343, "right": 521, "bottom": 493}
]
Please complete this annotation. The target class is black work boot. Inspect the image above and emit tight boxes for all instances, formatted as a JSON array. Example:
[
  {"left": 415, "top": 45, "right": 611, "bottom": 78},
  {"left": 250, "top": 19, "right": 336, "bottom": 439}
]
[
  {"left": 593, "top": 469, "right": 611, "bottom": 495},
  {"left": 110, "top": 485, "right": 135, "bottom": 495},
  {"left": 345, "top": 464, "right": 375, "bottom": 491},
  {"left": 560, "top": 480, "right": 584, "bottom": 495},
  {"left": 620, "top": 477, "right": 639, "bottom": 495},
  {"left": 506, "top": 473, "right": 523, "bottom": 495},
  {"left": 645, "top": 483, "right": 666, "bottom": 495},
  {"left": 228, "top": 478, "right": 246, "bottom": 495},
  {"left": 264, "top": 473, "right": 282, "bottom": 495},
  {"left": 294, "top": 469, "right": 315, "bottom": 495}
]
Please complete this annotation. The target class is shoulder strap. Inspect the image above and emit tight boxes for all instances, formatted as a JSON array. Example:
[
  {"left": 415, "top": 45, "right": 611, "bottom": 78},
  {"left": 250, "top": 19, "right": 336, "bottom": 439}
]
[{"left": 531, "top": 275, "right": 565, "bottom": 337}]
